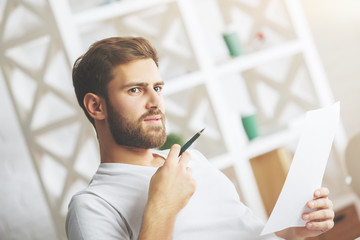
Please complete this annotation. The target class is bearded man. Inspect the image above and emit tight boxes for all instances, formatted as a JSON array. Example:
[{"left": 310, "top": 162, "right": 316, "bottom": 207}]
[{"left": 66, "top": 37, "right": 334, "bottom": 240}]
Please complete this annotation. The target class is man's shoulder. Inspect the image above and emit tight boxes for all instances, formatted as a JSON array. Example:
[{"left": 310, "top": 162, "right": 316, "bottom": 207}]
[
  {"left": 66, "top": 188, "right": 132, "bottom": 239},
  {"left": 69, "top": 188, "right": 102, "bottom": 206}
]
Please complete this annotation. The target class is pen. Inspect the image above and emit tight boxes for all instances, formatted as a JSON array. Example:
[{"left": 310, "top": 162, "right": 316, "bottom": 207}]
[{"left": 179, "top": 128, "right": 205, "bottom": 156}]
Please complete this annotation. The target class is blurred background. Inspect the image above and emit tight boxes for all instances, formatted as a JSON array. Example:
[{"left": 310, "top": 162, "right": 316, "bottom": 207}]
[{"left": 1, "top": 0, "right": 360, "bottom": 239}]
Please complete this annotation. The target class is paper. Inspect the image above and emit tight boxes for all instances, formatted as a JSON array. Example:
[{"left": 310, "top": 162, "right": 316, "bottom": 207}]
[{"left": 261, "top": 102, "right": 340, "bottom": 235}]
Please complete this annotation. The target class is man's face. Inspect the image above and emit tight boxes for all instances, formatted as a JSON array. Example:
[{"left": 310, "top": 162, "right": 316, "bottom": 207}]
[{"left": 105, "top": 58, "right": 166, "bottom": 149}]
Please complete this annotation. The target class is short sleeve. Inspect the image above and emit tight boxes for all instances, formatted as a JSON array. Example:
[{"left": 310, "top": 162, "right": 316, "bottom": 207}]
[{"left": 66, "top": 193, "right": 132, "bottom": 240}]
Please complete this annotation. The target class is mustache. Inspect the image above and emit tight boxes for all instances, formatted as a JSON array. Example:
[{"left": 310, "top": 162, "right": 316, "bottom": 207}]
[{"left": 139, "top": 109, "right": 165, "bottom": 121}]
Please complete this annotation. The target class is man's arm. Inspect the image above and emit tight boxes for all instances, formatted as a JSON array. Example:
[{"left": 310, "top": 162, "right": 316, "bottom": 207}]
[
  {"left": 275, "top": 187, "right": 335, "bottom": 240},
  {"left": 138, "top": 144, "right": 196, "bottom": 240}
]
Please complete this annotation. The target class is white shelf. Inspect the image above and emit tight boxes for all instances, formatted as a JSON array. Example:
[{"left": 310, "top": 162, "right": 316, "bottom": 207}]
[
  {"left": 209, "top": 153, "right": 234, "bottom": 170},
  {"left": 53, "top": 0, "right": 344, "bottom": 228},
  {"left": 209, "top": 125, "right": 302, "bottom": 169},
  {"left": 163, "top": 70, "right": 206, "bottom": 96},
  {"left": 73, "top": 0, "right": 175, "bottom": 25},
  {"left": 216, "top": 40, "right": 303, "bottom": 76},
  {"left": 245, "top": 127, "right": 301, "bottom": 159},
  {"left": 164, "top": 40, "right": 303, "bottom": 96}
]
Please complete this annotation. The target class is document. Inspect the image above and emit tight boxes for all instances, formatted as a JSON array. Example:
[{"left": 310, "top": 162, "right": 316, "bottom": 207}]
[{"left": 261, "top": 102, "right": 340, "bottom": 235}]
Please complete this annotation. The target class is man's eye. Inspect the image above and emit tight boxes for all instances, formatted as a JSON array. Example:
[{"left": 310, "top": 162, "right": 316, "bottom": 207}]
[
  {"left": 154, "top": 86, "right": 162, "bottom": 92},
  {"left": 129, "top": 88, "right": 140, "bottom": 93}
]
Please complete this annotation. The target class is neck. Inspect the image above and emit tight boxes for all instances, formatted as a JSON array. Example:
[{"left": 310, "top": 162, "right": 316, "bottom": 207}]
[{"left": 99, "top": 141, "right": 164, "bottom": 167}]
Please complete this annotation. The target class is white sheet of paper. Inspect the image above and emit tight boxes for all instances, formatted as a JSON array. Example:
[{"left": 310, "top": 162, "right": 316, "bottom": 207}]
[{"left": 261, "top": 102, "right": 340, "bottom": 235}]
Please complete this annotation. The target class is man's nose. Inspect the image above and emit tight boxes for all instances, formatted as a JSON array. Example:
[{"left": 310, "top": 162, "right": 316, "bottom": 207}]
[{"left": 146, "top": 89, "right": 162, "bottom": 110}]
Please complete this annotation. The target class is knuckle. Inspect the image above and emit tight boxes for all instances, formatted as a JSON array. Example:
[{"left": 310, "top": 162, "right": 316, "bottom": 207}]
[
  {"left": 315, "top": 211, "right": 323, "bottom": 220},
  {"left": 311, "top": 211, "right": 320, "bottom": 220},
  {"left": 310, "top": 221, "right": 319, "bottom": 229},
  {"left": 325, "top": 220, "right": 333, "bottom": 230},
  {"left": 320, "top": 209, "right": 333, "bottom": 220},
  {"left": 171, "top": 144, "right": 181, "bottom": 150},
  {"left": 329, "top": 210, "right": 335, "bottom": 219},
  {"left": 310, "top": 210, "right": 330, "bottom": 221},
  {"left": 328, "top": 199, "right": 333, "bottom": 209},
  {"left": 182, "top": 151, "right": 191, "bottom": 159},
  {"left": 309, "top": 200, "right": 316, "bottom": 209},
  {"left": 317, "top": 198, "right": 327, "bottom": 208},
  {"left": 321, "top": 210, "right": 330, "bottom": 219},
  {"left": 323, "top": 187, "right": 330, "bottom": 195}
]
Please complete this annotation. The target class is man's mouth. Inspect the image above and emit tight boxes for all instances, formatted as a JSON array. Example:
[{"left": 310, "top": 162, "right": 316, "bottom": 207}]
[{"left": 143, "top": 115, "right": 162, "bottom": 123}]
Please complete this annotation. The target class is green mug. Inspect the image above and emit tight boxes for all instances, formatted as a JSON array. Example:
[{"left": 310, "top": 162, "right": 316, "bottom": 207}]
[
  {"left": 241, "top": 114, "right": 259, "bottom": 140},
  {"left": 223, "top": 32, "right": 242, "bottom": 57}
]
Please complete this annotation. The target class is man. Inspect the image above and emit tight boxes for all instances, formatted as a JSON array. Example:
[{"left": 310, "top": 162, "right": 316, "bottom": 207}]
[{"left": 66, "top": 37, "right": 334, "bottom": 240}]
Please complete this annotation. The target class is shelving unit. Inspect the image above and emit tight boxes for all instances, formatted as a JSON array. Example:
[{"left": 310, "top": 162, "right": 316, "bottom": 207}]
[
  {"left": 73, "top": 0, "right": 175, "bottom": 26},
  {"left": 3, "top": 0, "right": 355, "bottom": 239},
  {"left": 45, "top": 0, "right": 349, "bottom": 236}
]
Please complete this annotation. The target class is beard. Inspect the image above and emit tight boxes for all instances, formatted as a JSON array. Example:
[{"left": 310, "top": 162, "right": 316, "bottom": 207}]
[{"left": 106, "top": 100, "right": 167, "bottom": 149}]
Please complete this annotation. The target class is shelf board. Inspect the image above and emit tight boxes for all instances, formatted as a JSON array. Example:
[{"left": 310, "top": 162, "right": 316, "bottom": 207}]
[
  {"left": 73, "top": 0, "right": 175, "bottom": 26},
  {"left": 209, "top": 126, "right": 302, "bottom": 169},
  {"left": 209, "top": 153, "right": 234, "bottom": 170},
  {"left": 163, "top": 70, "right": 206, "bottom": 96},
  {"left": 216, "top": 40, "right": 303, "bottom": 76},
  {"left": 163, "top": 41, "right": 303, "bottom": 95},
  {"left": 208, "top": 126, "right": 302, "bottom": 169},
  {"left": 332, "top": 191, "right": 360, "bottom": 212},
  {"left": 245, "top": 126, "right": 302, "bottom": 159}
]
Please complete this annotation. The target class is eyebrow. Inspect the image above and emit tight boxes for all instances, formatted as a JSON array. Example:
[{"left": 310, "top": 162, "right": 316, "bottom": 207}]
[{"left": 121, "top": 81, "right": 165, "bottom": 90}]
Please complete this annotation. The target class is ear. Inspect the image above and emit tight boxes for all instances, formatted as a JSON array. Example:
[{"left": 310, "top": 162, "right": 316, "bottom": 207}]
[{"left": 83, "top": 93, "right": 106, "bottom": 121}]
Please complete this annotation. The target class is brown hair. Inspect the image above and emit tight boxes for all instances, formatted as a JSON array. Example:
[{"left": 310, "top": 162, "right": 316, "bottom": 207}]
[{"left": 72, "top": 36, "right": 159, "bottom": 126}]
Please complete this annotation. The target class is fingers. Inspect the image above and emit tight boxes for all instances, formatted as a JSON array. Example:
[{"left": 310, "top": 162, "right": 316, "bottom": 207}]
[
  {"left": 305, "top": 219, "right": 334, "bottom": 232},
  {"left": 304, "top": 194, "right": 333, "bottom": 220},
  {"left": 303, "top": 207, "right": 334, "bottom": 233},
  {"left": 303, "top": 209, "right": 334, "bottom": 221},
  {"left": 179, "top": 151, "right": 191, "bottom": 167},
  {"left": 313, "top": 187, "right": 330, "bottom": 198},
  {"left": 302, "top": 187, "right": 335, "bottom": 234},
  {"left": 165, "top": 144, "right": 181, "bottom": 167},
  {"left": 307, "top": 197, "right": 333, "bottom": 210},
  {"left": 307, "top": 187, "right": 332, "bottom": 210},
  {"left": 165, "top": 144, "right": 191, "bottom": 168}
]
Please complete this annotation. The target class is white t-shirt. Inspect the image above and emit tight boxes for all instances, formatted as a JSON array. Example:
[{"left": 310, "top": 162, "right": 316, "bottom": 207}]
[{"left": 66, "top": 149, "right": 280, "bottom": 240}]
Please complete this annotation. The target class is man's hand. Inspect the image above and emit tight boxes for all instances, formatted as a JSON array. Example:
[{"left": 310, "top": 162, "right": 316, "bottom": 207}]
[
  {"left": 276, "top": 187, "right": 335, "bottom": 240},
  {"left": 296, "top": 187, "right": 334, "bottom": 238},
  {"left": 139, "top": 144, "right": 196, "bottom": 240},
  {"left": 147, "top": 144, "right": 196, "bottom": 215}
]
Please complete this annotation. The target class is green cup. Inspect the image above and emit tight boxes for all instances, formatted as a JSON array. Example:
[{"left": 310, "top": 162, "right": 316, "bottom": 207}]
[
  {"left": 241, "top": 114, "right": 259, "bottom": 140},
  {"left": 223, "top": 32, "right": 242, "bottom": 57}
]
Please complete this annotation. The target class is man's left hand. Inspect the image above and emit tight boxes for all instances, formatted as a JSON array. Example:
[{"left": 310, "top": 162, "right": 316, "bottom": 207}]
[
  {"left": 294, "top": 187, "right": 335, "bottom": 239},
  {"left": 276, "top": 187, "right": 334, "bottom": 239}
]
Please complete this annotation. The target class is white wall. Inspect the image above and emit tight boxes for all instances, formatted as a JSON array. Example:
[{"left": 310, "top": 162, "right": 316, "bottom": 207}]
[
  {"left": 0, "top": 75, "right": 58, "bottom": 239},
  {"left": 1, "top": 0, "right": 360, "bottom": 239},
  {"left": 301, "top": 0, "right": 360, "bottom": 140}
]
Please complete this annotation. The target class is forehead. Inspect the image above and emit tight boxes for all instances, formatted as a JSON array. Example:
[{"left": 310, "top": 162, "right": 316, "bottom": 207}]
[{"left": 110, "top": 58, "right": 161, "bottom": 86}]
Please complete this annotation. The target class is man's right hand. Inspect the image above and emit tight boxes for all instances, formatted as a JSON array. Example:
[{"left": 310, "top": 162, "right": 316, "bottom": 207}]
[
  {"left": 148, "top": 144, "right": 196, "bottom": 216},
  {"left": 138, "top": 144, "right": 196, "bottom": 240}
]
